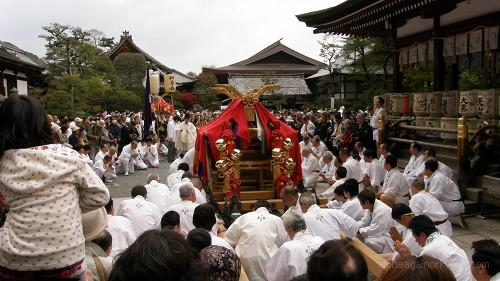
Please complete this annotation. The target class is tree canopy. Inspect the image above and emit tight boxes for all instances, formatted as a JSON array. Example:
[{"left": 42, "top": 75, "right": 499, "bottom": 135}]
[{"left": 39, "top": 23, "right": 140, "bottom": 116}]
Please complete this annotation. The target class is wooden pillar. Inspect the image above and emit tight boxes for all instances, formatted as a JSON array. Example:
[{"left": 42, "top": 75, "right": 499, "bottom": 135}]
[
  {"left": 392, "top": 24, "right": 402, "bottom": 92},
  {"left": 433, "top": 16, "right": 445, "bottom": 91}
]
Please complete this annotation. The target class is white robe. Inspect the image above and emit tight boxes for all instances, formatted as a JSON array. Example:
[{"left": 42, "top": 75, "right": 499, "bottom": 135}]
[
  {"left": 167, "top": 170, "right": 184, "bottom": 188},
  {"left": 409, "top": 190, "right": 452, "bottom": 236},
  {"left": 210, "top": 230, "right": 234, "bottom": 251},
  {"left": 419, "top": 232, "right": 473, "bottom": 281},
  {"left": 299, "top": 141, "right": 312, "bottom": 153},
  {"left": 362, "top": 159, "right": 385, "bottom": 188},
  {"left": 427, "top": 171, "right": 464, "bottom": 217},
  {"left": 392, "top": 228, "right": 422, "bottom": 261},
  {"left": 341, "top": 196, "right": 365, "bottom": 221},
  {"left": 168, "top": 158, "right": 183, "bottom": 176},
  {"left": 404, "top": 153, "right": 425, "bottom": 185},
  {"left": 265, "top": 231, "right": 325, "bottom": 281},
  {"left": 382, "top": 168, "right": 410, "bottom": 204},
  {"left": 166, "top": 200, "right": 199, "bottom": 233},
  {"left": 94, "top": 150, "right": 106, "bottom": 164},
  {"left": 300, "top": 122, "right": 315, "bottom": 137},
  {"left": 311, "top": 141, "right": 328, "bottom": 159},
  {"left": 141, "top": 144, "right": 160, "bottom": 167},
  {"left": 358, "top": 200, "right": 394, "bottom": 253},
  {"left": 303, "top": 204, "right": 359, "bottom": 241},
  {"left": 370, "top": 107, "right": 385, "bottom": 142},
  {"left": 175, "top": 121, "right": 197, "bottom": 152},
  {"left": 182, "top": 148, "right": 196, "bottom": 172},
  {"left": 106, "top": 215, "right": 137, "bottom": 257},
  {"left": 319, "top": 159, "right": 336, "bottom": 180},
  {"left": 92, "top": 158, "right": 117, "bottom": 181},
  {"left": 118, "top": 144, "right": 147, "bottom": 174},
  {"left": 301, "top": 154, "right": 320, "bottom": 188},
  {"left": 321, "top": 178, "right": 346, "bottom": 199},
  {"left": 144, "top": 180, "right": 171, "bottom": 214},
  {"left": 415, "top": 160, "right": 457, "bottom": 184},
  {"left": 224, "top": 207, "right": 288, "bottom": 281},
  {"left": 343, "top": 156, "right": 364, "bottom": 183},
  {"left": 283, "top": 198, "right": 303, "bottom": 217},
  {"left": 117, "top": 195, "right": 161, "bottom": 237}
]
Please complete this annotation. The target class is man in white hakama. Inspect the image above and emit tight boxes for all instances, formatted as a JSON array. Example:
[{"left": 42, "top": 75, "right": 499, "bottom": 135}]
[
  {"left": 167, "top": 162, "right": 190, "bottom": 188},
  {"left": 266, "top": 212, "right": 324, "bottom": 281},
  {"left": 337, "top": 179, "right": 366, "bottom": 221},
  {"left": 410, "top": 179, "right": 452, "bottom": 236},
  {"left": 300, "top": 192, "right": 359, "bottom": 241},
  {"left": 403, "top": 142, "right": 425, "bottom": 186},
  {"left": 390, "top": 204, "right": 422, "bottom": 260},
  {"left": 415, "top": 147, "right": 457, "bottom": 184},
  {"left": 165, "top": 183, "right": 199, "bottom": 233},
  {"left": 322, "top": 166, "right": 347, "bottom": 200},
  {"left": 301, "top": 148, "right": 320, "bottom": 190},
  {"left": 396, "top": 215, "right": 473, "bottom": 281},
  {"left": 311, "top": 135, "right": 328, "bottom": 160},
  {"left": 144, "top": 173, "right": 171, "bottom": 214},
  {"left": 105, "top": 198, "right": 137, "bottom": 257},
  {"left": 117, "top": 186, "right": 162, "bottom": 237},
  {"left": 93, "top": 155, "right": 117, "bottom": 182},
  {"left": 423, "top": 159, "right": 465, "bottom": 226},
  {"left": 316, "top": 151, "right": 337, "bottom": 196},
  {"left": 141, "top": 138, "right": 160, "bottom": 168},
  {"left": 94, "top": 143, "right": 109, "bottom": 164},
  {"left": 224, "top": 200, "right": 288, "bottom": 281},
  {"left": 360, "top": 150, "right": 385, "bottom": 190},
  {"left": 118, "top": 140, "right": 147, "bottom": 176},
  {"left": 175, "top": 112, "right": 197, "bottom": 154},
  {"left": 358, "top": 189, "right": 394, "bottom": 253},
  {"left": 379, "top": 154, "right": 410, "bottom": 207},
  {"left": 339, "top": 147, "right": 364, "bottom": 184},
  {"left": 299, "top": 135, "right": 313, "bottom": 153},
  {"left": 282, "top": 187, "right": 303, "bottom": 217}
]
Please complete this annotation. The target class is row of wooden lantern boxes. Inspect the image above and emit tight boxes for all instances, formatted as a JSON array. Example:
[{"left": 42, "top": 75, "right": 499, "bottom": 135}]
[{"left": 381, "top": 90, "right": 500, "bottom": 141}]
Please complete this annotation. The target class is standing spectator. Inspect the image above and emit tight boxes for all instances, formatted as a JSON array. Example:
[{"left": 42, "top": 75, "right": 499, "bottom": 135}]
[
  {"left": 354, "top": 113, "right": 374, "bottom": 150},
  {"left": 370, "top": 96, "right": 385, "bottom": 145},
  {"left": 0, "top": 94, "right": 109, "bottom": 279},
  {"left": 107, "top": 116, "right": 122, "bottom": 145}
]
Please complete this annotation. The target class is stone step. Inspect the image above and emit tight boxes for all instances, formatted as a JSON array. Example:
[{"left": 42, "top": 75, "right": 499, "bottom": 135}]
[
  {"left": 464, "top": 199, "right": 481, "bottom": 214},
  {"left": 464, "top": 187, "right": 483, "bottom": 203},
  {"left": 480, "top": 175, "right": 500, "bottom": 207}
]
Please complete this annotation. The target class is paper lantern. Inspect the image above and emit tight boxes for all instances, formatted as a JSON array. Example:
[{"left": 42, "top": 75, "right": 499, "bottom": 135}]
[
  {"left": 164, "top": 74, "right": 176, "bottom": 93},
  {"left": 149, "top": 72, "right": 160, "bottom": 95}
]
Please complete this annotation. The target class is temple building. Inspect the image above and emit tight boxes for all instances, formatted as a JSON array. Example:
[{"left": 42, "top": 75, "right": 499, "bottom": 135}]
[
  {"left": 203, "top": 39, "right": 326, "bottom": 107},
  {"left": 107, "top": 31, "right": 195, "bottom": 86},
  {"left": 0, "top": 40, "right": 46, "bottom": 100}
]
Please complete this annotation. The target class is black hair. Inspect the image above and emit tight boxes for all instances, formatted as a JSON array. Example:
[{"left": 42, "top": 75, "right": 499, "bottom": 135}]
[
  {"left": 131, "top": 185, "right": 147, "bottom": 198},
  {"left": 343, "top": 178, "right": 360, "bottom": 197},
  {"left": 358, "top": 189, "right": 376, "bottom": 205},
  {"left": 334, "top": 185, "right": 345, "bottom": 196},
  {"left": 385, "top": 154, "right": 398, "bottom": 168},
  {"left": 109, "top": 229, "right": 207, "bottom": 281},
  {"left": 362, "top": 149, "right": 376, "bottom": 159},
  {"left": 411, "top": 142, "right": 422, "bottom": 151},
  {"left": 307, "top": 240, "right": 367, "bottom": 281},
  {"left": 161, "top": 211, "right": 180, "bottom": 229},
  {"left": 253, "top": 200, "right": 270, "bottom": 210},
  {"left": 193, "top": 204, "right": 216, "bottom": 231},
  {"left": 105, "top": 198, "right": 113, "bottom": 214},
  {"left": 93, "top": 229, "right": 112, "bottom": 253},
  {"left": 471, "top": 239, "right": 500, "bottom": 276},
  {"left": 424, "top": 159, "right": 439, "bottom": 173},
  {"left": 178, "top": 162, "right": 190, "bottom": 172},
  {"left": 100, "top": 142, "right": 109, "bottom": 148},
  {"left": 424, "top": 147, "right": 436, "bottom": 157},
  {"left": 376, "top": 96, "right": 385, "bottom": 105},
  {"left": 336, "top": 166, "right": 347, "bottom": 178},
  {"left": 0, "top": 94, "right": 53, "bottom": 158},
  {"left": 103, "top": 155, "right": 112, "bottom": 162},
  {"left": 186, "top": 228, "right": 211, "bottom": 252},
  {"left": 391, "top": 203, "right": 413, "bottom": 220},
  {"left": 408, "top": 215, "right": 437, "bottom": 237},
  {"left": 282, "top": 187, "right": 299, "bottom": 198}
]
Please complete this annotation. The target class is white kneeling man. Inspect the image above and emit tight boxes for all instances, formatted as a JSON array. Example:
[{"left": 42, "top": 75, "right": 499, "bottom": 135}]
[
  {"left": 266, "top": 212, "right": 324, "bottom": 281},
  {"left": 117, "top": 185, "right": 161, "bottom": 237}
]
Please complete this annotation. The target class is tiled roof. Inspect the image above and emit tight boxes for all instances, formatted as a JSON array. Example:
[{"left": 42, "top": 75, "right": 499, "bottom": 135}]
[
  {"left": 228, "top": 74, "right": 311, "bottom": 96},
  {"left": 0, "top": 40, "right": 47, "bottom": 70}
]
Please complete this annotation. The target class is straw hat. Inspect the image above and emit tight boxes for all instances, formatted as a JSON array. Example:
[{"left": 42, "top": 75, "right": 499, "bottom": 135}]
[
  {"left": 82, "top": 207, "right": 108, "bottom": 242},
  {"left": 96, "top": 120, "right": 106, "bottom": 128}
]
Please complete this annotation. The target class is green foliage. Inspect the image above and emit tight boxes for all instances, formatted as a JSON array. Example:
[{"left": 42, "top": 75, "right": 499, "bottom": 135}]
[
  {"left": 194, "top": 72, "right": 220, "bottom": 110},
  {"left": 39, "top": 23, "right": 140, "bottom": 116},
  {"left": 317, "top": 35, "right": 392, "bottom": 99},
  {"left": 401, "top": 65, "right": 433, "bottom": 92},
  {"left": 459, "top": 68, "right": 488, "bottom": 90},
  {"left": 112, "top": 53, "right": 147, "bottom": 97}
]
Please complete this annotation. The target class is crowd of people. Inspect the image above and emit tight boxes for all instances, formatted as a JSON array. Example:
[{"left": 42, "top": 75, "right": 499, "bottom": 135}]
[{"left": 1, "top": 93, "right": 500, "bottom": 281}]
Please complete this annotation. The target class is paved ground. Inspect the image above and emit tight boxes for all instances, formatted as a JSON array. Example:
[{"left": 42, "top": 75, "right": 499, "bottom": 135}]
[{"left": 106, "top": 161, "right": 500, "bottom": 259}]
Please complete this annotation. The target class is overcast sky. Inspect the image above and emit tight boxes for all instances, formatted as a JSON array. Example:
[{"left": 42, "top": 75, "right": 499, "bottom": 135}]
[{"left": 0, "top": 0, "right": 343, "bottom": 74}]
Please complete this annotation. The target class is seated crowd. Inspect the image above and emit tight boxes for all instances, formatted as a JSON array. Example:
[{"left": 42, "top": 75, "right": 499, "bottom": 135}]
[{"left": 1, "top": 94, "right": 500, "bottom": 281}]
